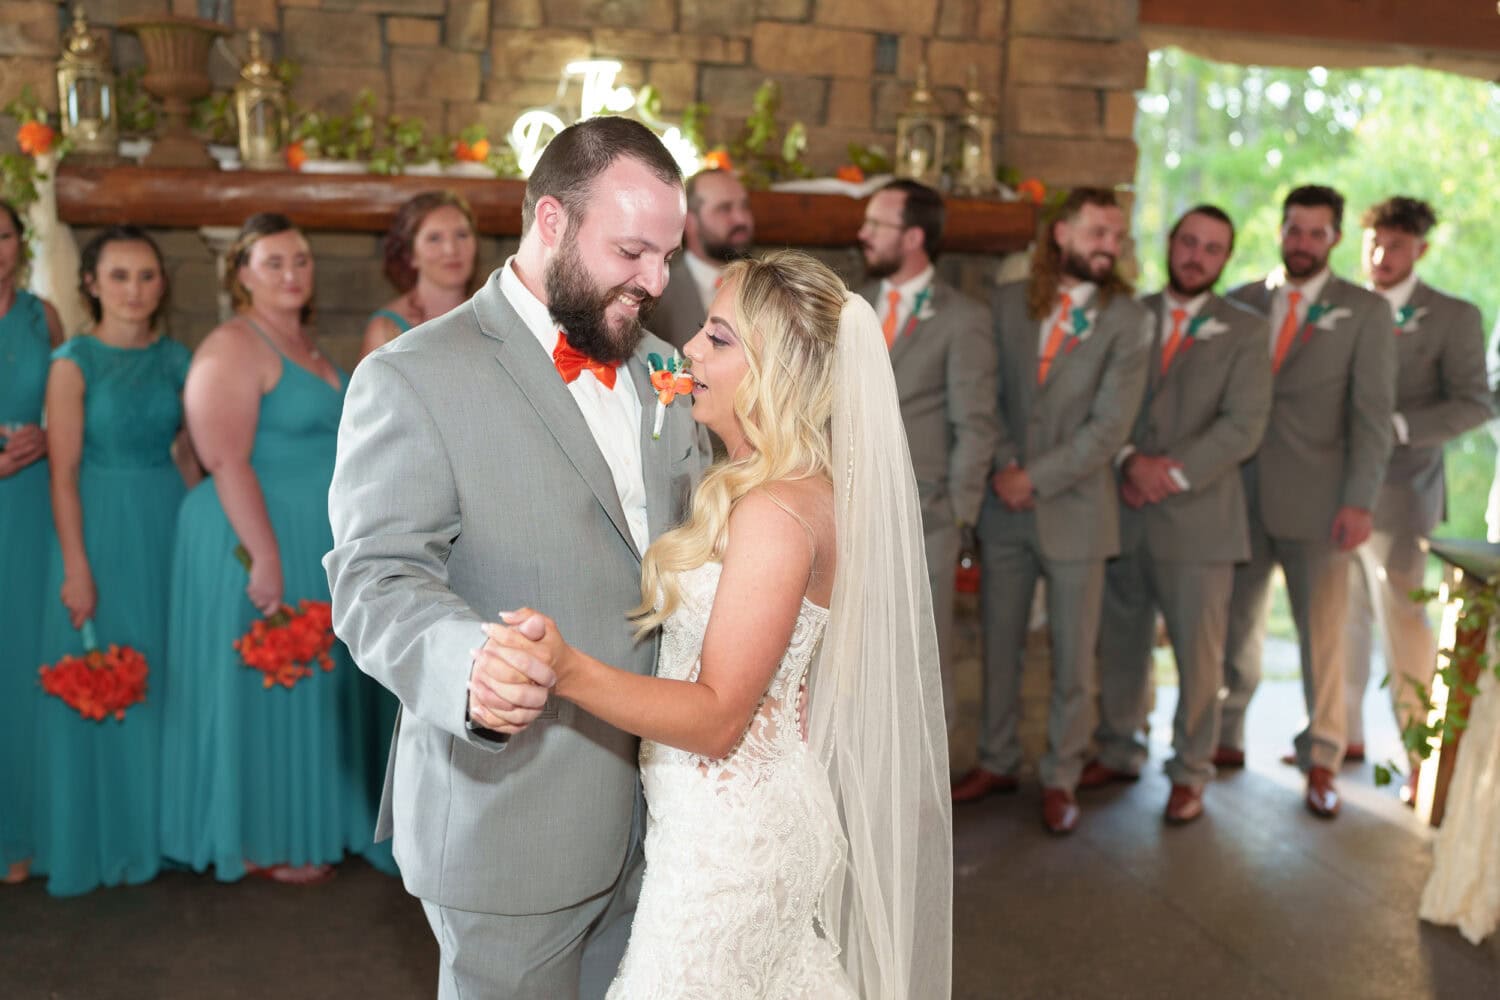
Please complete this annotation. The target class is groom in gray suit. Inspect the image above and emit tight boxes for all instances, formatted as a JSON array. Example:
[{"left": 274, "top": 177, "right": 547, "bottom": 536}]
[
  {"left": 1083, "top": 205, "right": 1271, "bottom": 825},
  {"left": 951, "top": 188, "right": 1151, "bottom": 835},
  {"left": 1222, "top": 184, "right": 1396, "bottom": 819},
  {"left": 857, "top": 180, "right": 999, "bottom": 727},
  {"left": 325, "top": 118, "right": 707, "bottom": 999},
  {"left": 1345, "top": 197, "right": 1491, "bottom": 786}
]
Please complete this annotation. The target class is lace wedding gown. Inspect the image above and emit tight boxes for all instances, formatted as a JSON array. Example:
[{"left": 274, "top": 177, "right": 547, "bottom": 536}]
[{"left": 607, "top": 562, "right": 857, "bottom": 999}]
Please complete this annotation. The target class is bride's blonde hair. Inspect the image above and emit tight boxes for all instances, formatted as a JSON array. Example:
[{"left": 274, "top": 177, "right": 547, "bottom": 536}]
[{"left": 633, "top": 249, "right": 847, "bottom": 633}]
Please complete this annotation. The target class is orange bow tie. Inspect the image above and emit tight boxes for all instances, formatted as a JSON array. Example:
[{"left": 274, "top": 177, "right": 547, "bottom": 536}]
[{"left": 553, "top": 333, "right": 621, "bottom": 389}]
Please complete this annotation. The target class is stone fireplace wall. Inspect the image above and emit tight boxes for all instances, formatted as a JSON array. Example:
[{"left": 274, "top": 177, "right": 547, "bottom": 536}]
[{"left": 1, "top": 0, "right": 1147, "bottom": 364}]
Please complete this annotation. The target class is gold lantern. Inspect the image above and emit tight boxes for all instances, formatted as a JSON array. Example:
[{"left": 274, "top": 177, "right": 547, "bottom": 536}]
[
  {"left": 953, "top": 65, "right": 999, "bottom": 198},
  {"left": 56, "top": 7, "right": 117, "bottom": 161},
  {"left": 894, "top": 63, "right": 945, "bottom": 188},
  {"left": 233, "top": 29, "right": 287, "bottom": 171}
]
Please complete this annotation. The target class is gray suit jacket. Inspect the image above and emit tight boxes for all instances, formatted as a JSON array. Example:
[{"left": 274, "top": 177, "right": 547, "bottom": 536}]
[
  {"left": 1228, "top": 274, "right": 1396, "bottom": 541},
  {"left": 648, "top": 254, "right": 707, "bottom": 350},
  {"left": 1376, "top": 281, "right": 1492, "bottom": 535},
  {"left": 978, "top": 279, "right": 1151, "bottom": 561},
  {"left": 860, "top": 277, "right": 1000, "bottom": 529},
  {"left": 1121, "top": 293, "right": 1272, "bottom": 563},
  {"left": 325, "top": 271, "right": 707, "bottom": 916}
]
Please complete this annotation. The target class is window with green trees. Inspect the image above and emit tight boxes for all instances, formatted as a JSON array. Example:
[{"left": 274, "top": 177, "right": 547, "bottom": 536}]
[{"left": 1133, "top": 47, "right": 1500, "bottom": 541}]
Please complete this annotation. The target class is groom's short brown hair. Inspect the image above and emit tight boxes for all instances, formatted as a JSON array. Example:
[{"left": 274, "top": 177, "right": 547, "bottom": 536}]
[{"left": 521, "top": 117, "right": 684, "bottom": 237}]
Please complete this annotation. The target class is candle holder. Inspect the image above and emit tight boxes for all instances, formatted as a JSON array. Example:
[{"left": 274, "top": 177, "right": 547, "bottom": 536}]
[
  {"left": 234, "top": 29, "right": 287, "bottom": 171},
  {"left": 56, "top": 7, "right": 117, "bottom": 162},
  {"left": 119, "top": 14, "right": 230, "bottom": 169},
  {"left": 894, "top": 63, "right": 945, "bottom": 189},
  {"left": 952, "top": 66, "right": 999, "bottom": 198}
]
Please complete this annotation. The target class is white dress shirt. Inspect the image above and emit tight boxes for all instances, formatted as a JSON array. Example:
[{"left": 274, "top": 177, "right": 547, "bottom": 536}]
[
  {"left": 1264, "top": 266, "right": 1332, "bottom": 358},
  {"left": 682, "top": 250, "right": 724, "bottom": 313},
  {"left": 500, "top": 258, "right": 650, "bottom": 554}
]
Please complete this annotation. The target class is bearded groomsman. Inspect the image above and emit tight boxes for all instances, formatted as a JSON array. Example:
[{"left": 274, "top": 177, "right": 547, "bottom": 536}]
[
  {"left": 951, "top": 188, "right": 1150, "bottom": 835},
  {"left": 1081, "top": 206, "right": 1271, "bottom": 824},
  {"left": 1220, "top": 184, "right": 1396, "bottom": 819},
  {"left": 648, "top": 168, "right": 754, "bottom": 348},
  {"left": 1345, "top": 197, "right": 1491, "bottom": 790},
  {"left": 856, "top": 180, "right": 1000, "bottom": 728}
]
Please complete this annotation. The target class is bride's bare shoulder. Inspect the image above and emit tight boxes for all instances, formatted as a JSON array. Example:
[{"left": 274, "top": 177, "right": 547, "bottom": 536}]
[{"left": 730, "top": 478, "right": 834, "bottom": 554}]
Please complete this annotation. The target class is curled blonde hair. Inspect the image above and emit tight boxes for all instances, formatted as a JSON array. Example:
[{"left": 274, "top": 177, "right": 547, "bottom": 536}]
[{"left": 633, "top": 249, "right": 847, "bottom": 633}]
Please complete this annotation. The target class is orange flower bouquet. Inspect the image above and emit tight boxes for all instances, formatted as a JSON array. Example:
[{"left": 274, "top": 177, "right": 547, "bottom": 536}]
[
  {"left": 38, "top": 621, "right": 149, "bottom": 722},
  {"left": 232, "top": 545, "right": 337, "bottom": 690}
]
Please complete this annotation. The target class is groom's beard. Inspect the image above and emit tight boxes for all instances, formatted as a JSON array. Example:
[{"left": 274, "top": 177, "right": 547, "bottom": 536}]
[{"left": 545, "top": 238, "right": 656, "bottom": 364}]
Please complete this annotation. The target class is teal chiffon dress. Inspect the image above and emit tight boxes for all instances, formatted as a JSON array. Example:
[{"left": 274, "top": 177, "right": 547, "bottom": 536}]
[
  {"left": 159, "top": 328, "right": 375, "bottom": 881},
  {"left": 34, "top": 333, "right": 190, "bottom": 897},
  {"left": 0, "top": 290, "right": 53, "bottom": 872}
]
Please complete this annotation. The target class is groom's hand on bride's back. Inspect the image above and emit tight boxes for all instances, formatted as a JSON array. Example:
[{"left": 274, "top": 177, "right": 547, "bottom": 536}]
[{"left": 467, "top": 621, "right": 557, "bottom": 734}]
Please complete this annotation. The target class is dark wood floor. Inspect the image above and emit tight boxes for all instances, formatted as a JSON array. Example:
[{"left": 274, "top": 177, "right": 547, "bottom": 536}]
[{"left": 4, "top": 606, "right": 1498, "bottom": 999}]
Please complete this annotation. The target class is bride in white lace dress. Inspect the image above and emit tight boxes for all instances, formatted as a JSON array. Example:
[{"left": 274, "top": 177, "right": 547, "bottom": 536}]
[{"left": 483, "top": 251, "right": 952, "bottom": 999}]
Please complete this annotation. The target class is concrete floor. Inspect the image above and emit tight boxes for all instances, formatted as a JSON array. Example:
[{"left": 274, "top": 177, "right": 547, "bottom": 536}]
[{"left": 3, "top": 599, "right": 1498, "bottom": 999}]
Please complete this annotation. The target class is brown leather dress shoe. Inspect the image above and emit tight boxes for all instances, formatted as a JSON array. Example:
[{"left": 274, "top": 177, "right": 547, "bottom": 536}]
[
  {"left": 1344, "top": 742, "right": 1366, "bottom": 764},
  {"left": 1305, "top": 766, "right": 1340, "bottom": 818},
  {"left": 1041, "top": 787, "right": 1080, "bottom": 835},
  {"left": 1164, "top": 784, "right": 1204, "bottom": 825},
  {"left": 951, "top": 768, "right": 1019, "bottom": 803},
  {"left": 1211, "top": 746, "right": 1245, "bottom": 769},
  {"left": 1078, "top": 759, "right": 1139, "bottom": 789}
]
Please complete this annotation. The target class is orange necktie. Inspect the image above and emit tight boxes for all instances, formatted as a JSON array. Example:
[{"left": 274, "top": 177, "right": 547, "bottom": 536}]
[
  {"left": 1037, "top": 293, "right": 1073, "bottom": 385},
  {"left": 1159, "top": 308, "right": 1188, "bottom": 375},
  {"left": 882, "top": 289, "right": 902, "bottom": 348},
  {"left": 553, "top": 332, "right": 621, "bottom": 389},
  {"left": 1271, "top": 290, "right": 1303, "bottom": 374}
]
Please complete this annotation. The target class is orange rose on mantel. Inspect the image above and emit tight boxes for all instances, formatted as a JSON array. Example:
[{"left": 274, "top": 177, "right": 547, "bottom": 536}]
[
  {"left": 284, "top": 140, "right": 307, "bottom": 171},
  {"left": 17, "top": 120, "right": 55, "bottom": 156}
]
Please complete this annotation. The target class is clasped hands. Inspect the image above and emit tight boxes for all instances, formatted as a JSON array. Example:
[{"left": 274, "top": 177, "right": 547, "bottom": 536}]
[
  {"left": 0, "top": 423, "right": 46, "bottom": 478},
  {"left": 466, "top": 609, "right": 571, "bottom": 735},
  {"left": 1119, "top": 452, "right": 1185, "bottom": 509}
]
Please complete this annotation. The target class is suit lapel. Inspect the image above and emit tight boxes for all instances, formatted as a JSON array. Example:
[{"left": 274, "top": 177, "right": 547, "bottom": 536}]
[
  {"left": 475, "top": 279, "right": 641, "bottom": 562},
  {"left": 630, "top": 350, "right": 673, "bottom": 546}
]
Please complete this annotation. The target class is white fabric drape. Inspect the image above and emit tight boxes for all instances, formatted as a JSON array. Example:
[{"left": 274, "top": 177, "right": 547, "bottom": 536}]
[
  {"left": 25, "top": 152, "right": 85, "bottom": 336},
  {"left": 1420, "top": 632, "right": 1500, "bottom": 945}
]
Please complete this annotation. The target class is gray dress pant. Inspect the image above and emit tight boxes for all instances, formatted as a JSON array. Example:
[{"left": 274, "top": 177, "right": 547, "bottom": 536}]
[
  {"left": 1345, "top": 529, "right": 1435, "bottom": 750},
  {"left": 925, "top": 519, "right": 961, "bottom": 729},
  {"left": 1097, "top": 548, "right": 1233, "bottom": 789},
  {"left": 1221, "top": 515, "right": 1351, "bottom": 771},
  {"left": 423, "top": 810, "right": 644, "bottom": 1000},
  {"left": 978, "top": 533, "right": 1104, "bottom": 792}
]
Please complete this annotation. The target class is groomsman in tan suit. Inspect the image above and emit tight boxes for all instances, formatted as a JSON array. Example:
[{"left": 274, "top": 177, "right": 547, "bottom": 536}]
[
  {"left": 1221, "top": 185, "right": 1396, "bottom": 819},
  {"left": 1345, "top": 197, "right": 1491, "bottom": 789},
  {"left": 951, "top": 188, "right": 1151, "bottom": 835},
  {"left": 857, "top": 180, "right": 1000, "bottom": 727},
  {"left": 1082, "top": 206, "right": 1271, "bottom": 824},
  {"left": 648, "top": 168, "right": 754, "bottom": 349}
]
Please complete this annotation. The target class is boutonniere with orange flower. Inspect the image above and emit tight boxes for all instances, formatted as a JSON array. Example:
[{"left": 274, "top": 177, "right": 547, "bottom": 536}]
[
  {"left": 647, "top": 352, "right": 694, "bottom": 440},
  {"left": 1395, "top": 304, "right": 1428, "bottom": 336},
  {"left": 1061, "top": 306, "right": 1099, "bottom": 355},
  {"left": 232, "top": 545, "right": 337, "bottom": 689},
  {"left": 38, "top": 620, "right": 149, "bottom": 722}
]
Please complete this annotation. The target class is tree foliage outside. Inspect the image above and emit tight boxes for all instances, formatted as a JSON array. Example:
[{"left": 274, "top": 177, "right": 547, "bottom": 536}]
[{"left": 1133, "top": 48, "right": 1500, "bottom": 542}]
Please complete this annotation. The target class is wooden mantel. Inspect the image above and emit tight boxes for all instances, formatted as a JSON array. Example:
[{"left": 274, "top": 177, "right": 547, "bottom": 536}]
[{"left": 55, "top": 165, "right": 1038, "bottom": 255}]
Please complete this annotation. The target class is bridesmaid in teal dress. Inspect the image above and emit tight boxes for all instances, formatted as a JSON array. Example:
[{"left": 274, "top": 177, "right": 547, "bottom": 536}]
[
  {"left": 35, "top": 226, "right": 196, "bottom": 896},
  {"left": 160, "top": 213, "right": 374, "bottom": 884},
  {"left": 357, "top": 191, "right": 479, "bottom": 875},
  {"left": 0, "top": 202, "right": 64, "bottom": 886}
]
